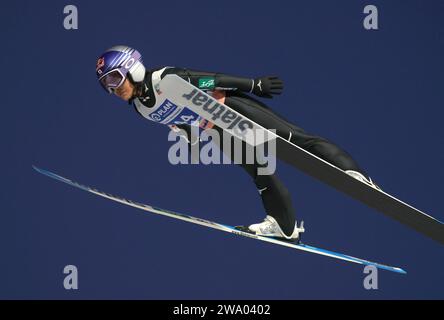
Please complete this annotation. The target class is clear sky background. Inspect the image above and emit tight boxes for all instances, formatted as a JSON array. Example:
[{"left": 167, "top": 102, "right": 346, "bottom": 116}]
[{"left": 1, "top": 0, "right": 444, "bottom": 299}]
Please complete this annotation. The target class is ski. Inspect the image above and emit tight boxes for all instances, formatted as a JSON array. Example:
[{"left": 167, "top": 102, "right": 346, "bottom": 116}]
[
  {"left": 33, "top": 166, "right": 406, "bottom": 274},
  {"left": 160, "top": 75, "right": 444, "bottom": 245}
]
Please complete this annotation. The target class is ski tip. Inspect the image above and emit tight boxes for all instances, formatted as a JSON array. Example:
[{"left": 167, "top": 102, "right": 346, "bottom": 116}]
[
  {"left": 32, "top": 165, "right": 70, "bottom": 184},
  {"left": 32, "top": 165, "right": 47, "bottom": 176},
  {"left": 374, "top": 264, "right": 407, "bottom": 275},
  {"left": 394, "top": 267, "right": 407, "bottom": 275},
  {"left": 32, "top": 165, "right": 49, "bottom": 176}
]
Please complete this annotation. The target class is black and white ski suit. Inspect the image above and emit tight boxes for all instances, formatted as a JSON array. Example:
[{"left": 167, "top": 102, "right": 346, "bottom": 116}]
[{"left": 130, "top": 67, "right": 365, "bottom": 236}]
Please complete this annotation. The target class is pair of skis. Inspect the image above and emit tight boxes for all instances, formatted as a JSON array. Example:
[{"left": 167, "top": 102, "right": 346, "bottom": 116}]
[
  {"left": 34, "top": 75, "right": 443, "bottom": 275},
  {"left": 33, "top": 166, "right": 406, "bottom": 274}
]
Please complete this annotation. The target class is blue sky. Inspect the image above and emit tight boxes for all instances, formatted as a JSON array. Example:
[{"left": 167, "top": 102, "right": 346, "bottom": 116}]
[{"left": 1, "top": 0, "right": 444, "bottom": 299}]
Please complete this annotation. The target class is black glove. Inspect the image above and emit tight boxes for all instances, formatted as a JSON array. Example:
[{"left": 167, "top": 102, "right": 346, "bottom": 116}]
[{"left": 252, "top": 76, "right": 284, "bottom": 98}]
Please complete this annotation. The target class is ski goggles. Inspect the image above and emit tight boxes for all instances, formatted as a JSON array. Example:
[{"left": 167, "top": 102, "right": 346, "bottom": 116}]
[{"left": 99, "top": 69, "right": 126, "bottom": 93}]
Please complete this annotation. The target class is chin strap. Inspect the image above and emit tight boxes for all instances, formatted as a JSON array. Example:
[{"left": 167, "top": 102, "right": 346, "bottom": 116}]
[
  {"left": 127, "top": 80, "right": 147, "bottom": 105},
  {"left": 134, "top": 82, "right": 144, "bottom": 97}
]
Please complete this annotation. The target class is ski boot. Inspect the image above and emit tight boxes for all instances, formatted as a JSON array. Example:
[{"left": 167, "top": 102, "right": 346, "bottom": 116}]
[
  {"left": 345, "top": 170, "right": 381, "bottom": 191},
  {"left": 237, "top": 216, "right": 305, "bottom": 243}
]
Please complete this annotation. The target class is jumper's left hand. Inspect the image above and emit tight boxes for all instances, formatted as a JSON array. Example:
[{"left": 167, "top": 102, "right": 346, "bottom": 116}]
[{"left": 252, "top": 76, "right": 284, "bottom": 98}]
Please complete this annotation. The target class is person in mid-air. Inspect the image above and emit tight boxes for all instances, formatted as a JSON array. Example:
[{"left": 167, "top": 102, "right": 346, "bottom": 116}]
[{"left": 96, "top": 45, "right": 379, "bottom": 242}]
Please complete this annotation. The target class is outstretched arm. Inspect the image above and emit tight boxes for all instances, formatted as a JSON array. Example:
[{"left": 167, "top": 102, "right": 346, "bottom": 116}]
[{"left": 160, "top": 67, "right": 284, "bottom": 99}]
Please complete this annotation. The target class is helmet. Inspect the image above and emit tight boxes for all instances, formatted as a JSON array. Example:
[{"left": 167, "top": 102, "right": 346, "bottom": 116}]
[{"left": 96, "top": 45, "right": 146, "bottom": 93}]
